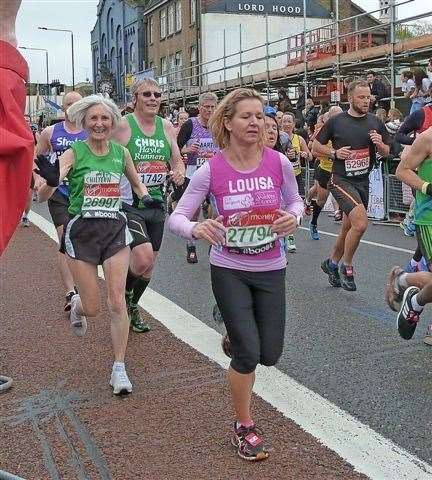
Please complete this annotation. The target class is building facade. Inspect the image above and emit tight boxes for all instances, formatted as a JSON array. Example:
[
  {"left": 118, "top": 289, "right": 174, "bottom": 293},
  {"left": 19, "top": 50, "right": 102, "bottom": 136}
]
[
  {"left": 91, "top": 0, "right": 146, "bottom": 101},
  {"left": 143, "top": 0, "right": 199, "bottom": 90},
  {"left": 91, "top": 1, "right": 384, "bottom": 100}
]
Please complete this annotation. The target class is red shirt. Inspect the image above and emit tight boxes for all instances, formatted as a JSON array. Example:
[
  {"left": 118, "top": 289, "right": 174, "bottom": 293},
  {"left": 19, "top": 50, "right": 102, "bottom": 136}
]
[{"left": 0, "top": 40, "right": 34, "bottom": 256}]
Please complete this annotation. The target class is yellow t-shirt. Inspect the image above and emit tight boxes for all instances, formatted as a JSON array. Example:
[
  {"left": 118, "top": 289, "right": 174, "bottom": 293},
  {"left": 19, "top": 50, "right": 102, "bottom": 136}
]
[
  {"left": 290, "top": 134, "right": 302, "bottom": 176},
  {"left": 318, "top": 141, "right": 333, "bottom": 173}
]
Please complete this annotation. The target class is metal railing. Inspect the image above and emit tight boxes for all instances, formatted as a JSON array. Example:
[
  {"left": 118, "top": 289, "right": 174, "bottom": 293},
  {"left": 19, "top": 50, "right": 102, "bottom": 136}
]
[
  {"left": 301, "top": 157, "right": 411, "bottom": 221},
  {"left": 150, "top": 2, "right": 432, "bottom": 105}
]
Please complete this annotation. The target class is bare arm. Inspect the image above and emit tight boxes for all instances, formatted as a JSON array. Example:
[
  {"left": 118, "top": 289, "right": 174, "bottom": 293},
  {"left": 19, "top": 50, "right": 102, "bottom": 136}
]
[
  {"left": 112, "top": 117, "right": 131, "bottom": 146},
  {"left": 35, "top": 126, "right": 53, "bottom": 155},
  {"left": 396, "top": 132, "right": 432, "bottom": 191},
  {"left": 312, "top": 139, "right": 334, "bottom": 157},
  {"left": 37, "top": 149, "right": 74, "bottom": 202},
  {"left": 123, "top": 148, "right": 149, "bottom": 198},
  {"left": 299, "top": 136, "right": 312, "bottom": 159}
]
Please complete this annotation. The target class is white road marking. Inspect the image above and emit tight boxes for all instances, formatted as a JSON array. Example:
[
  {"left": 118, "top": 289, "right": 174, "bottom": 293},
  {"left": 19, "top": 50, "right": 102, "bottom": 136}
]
[
  {"left": 298, "top": 226, "right": 415, "bottom": 254},
  {"left": 29, "top": 210, "right": 432, "bottom": 480}
]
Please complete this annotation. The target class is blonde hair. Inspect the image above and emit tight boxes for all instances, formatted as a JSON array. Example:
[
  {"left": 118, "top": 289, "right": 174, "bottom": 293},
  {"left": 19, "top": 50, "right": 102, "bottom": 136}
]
[
  {"left": 66, "top": 94, "right": 121, "bottom": 129},
  {"left": 208, "top": 88, "right": 264, "bottom": 148}
]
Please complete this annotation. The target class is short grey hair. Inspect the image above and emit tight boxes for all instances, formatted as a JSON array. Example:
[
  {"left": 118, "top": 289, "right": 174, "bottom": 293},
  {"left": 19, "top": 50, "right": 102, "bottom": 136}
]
[
  {"left": 66, "top": 94, "right": 121, "bottom": 129},
  {"left": 132, "top": 77, "right": 160, "bottom": 95},
  {"left": 282, "top": 112, "right": 295, "bottom": 122},
  {"left": 198, "top": 92, "right": 218, "bottom": 105}
]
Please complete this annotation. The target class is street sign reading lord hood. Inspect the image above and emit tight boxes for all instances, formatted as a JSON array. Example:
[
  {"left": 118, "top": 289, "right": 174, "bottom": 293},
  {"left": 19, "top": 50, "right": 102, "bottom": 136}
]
[{"left": 202, "top": 0, "right": 331, "bottom": 17}]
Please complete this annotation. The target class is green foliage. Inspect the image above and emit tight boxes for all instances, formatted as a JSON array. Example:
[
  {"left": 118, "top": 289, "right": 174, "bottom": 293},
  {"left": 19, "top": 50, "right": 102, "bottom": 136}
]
[{"left": 396, "top": 21, "right": 432, "bottom": 41}]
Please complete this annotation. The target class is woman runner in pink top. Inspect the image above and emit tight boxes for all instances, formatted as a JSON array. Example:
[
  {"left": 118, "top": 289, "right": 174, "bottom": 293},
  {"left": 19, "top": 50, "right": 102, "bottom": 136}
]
[{"left": 169, "top": 88, "right": 303, "bottom": 461}]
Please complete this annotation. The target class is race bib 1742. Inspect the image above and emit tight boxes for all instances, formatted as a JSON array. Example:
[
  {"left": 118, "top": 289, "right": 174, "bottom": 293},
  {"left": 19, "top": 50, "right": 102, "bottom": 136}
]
[{"left": 136, "top": 160, "right": 168, "bottom": 186}]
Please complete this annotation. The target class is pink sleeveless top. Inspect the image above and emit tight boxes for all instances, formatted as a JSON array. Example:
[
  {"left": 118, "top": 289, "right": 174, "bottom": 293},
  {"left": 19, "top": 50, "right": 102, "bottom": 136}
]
[{"left": 209, "top": 147, "right": 284, "bottom": 262}]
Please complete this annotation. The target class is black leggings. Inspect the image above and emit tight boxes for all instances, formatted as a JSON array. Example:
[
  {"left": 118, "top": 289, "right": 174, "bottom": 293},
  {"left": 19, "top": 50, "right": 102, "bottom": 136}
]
[{"left": 211, "top": 265, "right": 286, "bottom": 374}]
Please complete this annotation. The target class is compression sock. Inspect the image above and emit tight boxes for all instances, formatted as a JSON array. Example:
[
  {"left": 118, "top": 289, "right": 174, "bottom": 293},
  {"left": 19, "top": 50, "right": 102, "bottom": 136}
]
[
  {"left": 126, "top": 270, "right": 139, "bottom": 293},
  {"left": 131, "top": 277, "right": 150, "bottom": 306},
  {"left": 311, "top": 203, "right": 323, "bottom": 226}
]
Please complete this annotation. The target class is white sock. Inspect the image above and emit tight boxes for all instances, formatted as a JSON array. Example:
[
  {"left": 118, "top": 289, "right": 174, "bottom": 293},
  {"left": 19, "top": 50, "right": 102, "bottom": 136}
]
[
  {"left": 411, "top": 293, "right": 424, "bottom": 312},
  {"left": 113, "top": 361, "right": 125, "bottom": 371},
  {"left": 395, "top": 273, "right": 408, "bottom": 293}
]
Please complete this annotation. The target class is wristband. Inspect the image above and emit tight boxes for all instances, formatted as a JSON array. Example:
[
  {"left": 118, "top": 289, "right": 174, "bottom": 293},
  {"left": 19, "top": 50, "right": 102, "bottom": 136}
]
[{"left": 421, "top": 182, "right": 430, "bottom": 195}]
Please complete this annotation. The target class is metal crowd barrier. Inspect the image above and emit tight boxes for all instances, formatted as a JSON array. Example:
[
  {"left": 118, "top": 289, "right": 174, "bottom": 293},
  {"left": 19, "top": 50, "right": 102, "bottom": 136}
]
[{"left": 299, "top": 158, "right": 411, "bottom": 221}]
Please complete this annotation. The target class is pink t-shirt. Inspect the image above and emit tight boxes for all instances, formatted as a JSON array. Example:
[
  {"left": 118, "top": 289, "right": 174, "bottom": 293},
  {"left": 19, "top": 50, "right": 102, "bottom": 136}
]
[{"left": 168, "top": 147, "right": 304, "bottom": 272}]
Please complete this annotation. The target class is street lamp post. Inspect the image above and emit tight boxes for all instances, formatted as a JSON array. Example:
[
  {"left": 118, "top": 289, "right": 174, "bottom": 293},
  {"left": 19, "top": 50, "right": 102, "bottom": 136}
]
[
  {"left": 19, "top": 46, "right": 49, "bottom": 97},
  {"left": 38, "top": 27, "right": 75, "bottom": 89}
]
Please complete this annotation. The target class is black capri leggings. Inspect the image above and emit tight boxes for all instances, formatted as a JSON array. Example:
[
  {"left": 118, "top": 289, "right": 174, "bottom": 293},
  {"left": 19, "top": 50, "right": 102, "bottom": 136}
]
[{"left": 211, "top": 265, "right": 286, "bottom": 374}]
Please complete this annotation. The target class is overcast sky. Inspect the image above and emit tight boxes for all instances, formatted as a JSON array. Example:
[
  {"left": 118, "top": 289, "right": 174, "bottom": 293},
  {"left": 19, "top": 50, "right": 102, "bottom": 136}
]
[{"left": 17, "top": 0, "right": 431, "bottom": 85}]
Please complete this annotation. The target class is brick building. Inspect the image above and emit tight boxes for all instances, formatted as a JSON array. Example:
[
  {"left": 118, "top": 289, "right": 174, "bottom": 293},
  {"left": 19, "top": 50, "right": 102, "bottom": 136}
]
[
  {"left": 141, "top": 0, "right": 384, "bottom": 89},
  {"left": 91, "top": 1, "right": 385, "bottom": 99}
]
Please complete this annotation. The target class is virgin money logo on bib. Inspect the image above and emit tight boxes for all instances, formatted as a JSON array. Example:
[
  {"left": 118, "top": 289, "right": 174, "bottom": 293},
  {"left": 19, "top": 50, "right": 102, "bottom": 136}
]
[
  {"left": 226, "top": 209, "right": 281, "bottom": 227},
  {"left": 84, "top": 184, "right": 120, "bottom": 197},
  {"left": 136, "top": 161, "right": 167, "bottom": 174},
  {"left": 136, "top": 160, "right": 168, "bottom": 187}
]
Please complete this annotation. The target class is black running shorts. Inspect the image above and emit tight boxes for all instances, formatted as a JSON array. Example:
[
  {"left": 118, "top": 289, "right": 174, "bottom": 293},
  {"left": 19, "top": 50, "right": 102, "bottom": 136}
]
[
  {"left": 315, "top": 166, "right": 331, "bottom": 190},
  {"left": 416, "top": 224, "right": 432, "bottom": 269},
  {"left": 61, "top": 214, "right": 132, "bottom": 265},
  {"left": 47, "top": 190, "right": 70, "bottom": 228},
  {"left": 328, "top": 174, "right": 369, "bottom": 215},
  {"left": 122, "top": 202, "right": 166, "bottom": 251}
]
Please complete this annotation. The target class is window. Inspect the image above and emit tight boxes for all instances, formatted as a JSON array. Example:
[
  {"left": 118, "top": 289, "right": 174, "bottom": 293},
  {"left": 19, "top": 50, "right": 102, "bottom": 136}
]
[
  {"left": 160, "top": 9, "right": 166, "bottom": 39},
  {"left": 161, "top": 56, "right": 167, "bottom": 74},
  {"left": 190, "top": 0, "right": 196, "bottom": 24},
  {"left": 175, "top": 1, "right": 182, "bottom": 32},
  {"left": 190, "top": 45, "right": 197, "bottom": 85},
  {"left": 129, "top": 43, "right": 135, "bottom": 72},
  {"left": 169, "top": 53, "right": 175, "bottom": 84},
  {"left": 168, "top": 4, "right": 175, "bottom": 36},
  {"left": 149, "top": 16, "right": 154, "bottom": 44},
  {"left": 111, "top": 18, "right": 114, "bottom": 39},
  {"left": 175, "top": 51, "right": 182, "bottom": 85}
]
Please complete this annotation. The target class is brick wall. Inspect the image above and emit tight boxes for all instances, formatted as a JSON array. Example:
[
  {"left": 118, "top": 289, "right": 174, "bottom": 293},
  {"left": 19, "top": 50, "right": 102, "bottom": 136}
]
[{"left": 146, "top": 0, "right": 198, "bottom": 84}]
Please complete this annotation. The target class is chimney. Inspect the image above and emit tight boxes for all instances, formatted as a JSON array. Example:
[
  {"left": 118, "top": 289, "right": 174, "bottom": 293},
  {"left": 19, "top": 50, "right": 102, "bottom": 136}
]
[{"left": 379, "top": 0, "right": 391, "bottom": 23}]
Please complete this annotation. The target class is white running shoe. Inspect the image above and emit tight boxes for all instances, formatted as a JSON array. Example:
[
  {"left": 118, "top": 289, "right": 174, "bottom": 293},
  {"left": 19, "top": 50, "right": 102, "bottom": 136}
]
[
  {"left": 110, "top": 367, "right": 133, "bottom": 395},
  {"left": 286, "top": 235, "right": 296, "bottom": 253},
  {"left": 70, "top": 294, "right": 87, "bottom": 337},
  {"left": 424, "top": 324, "right": 432, "bottom": 346}
]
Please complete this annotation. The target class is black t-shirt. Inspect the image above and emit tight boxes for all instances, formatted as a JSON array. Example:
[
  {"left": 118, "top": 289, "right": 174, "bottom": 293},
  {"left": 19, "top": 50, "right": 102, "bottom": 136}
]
[
  {"left": 316, "top": 112, "right": 389, "bottom": 178},
  {"left": 177, "top": 119, "right": 193, "bottom": 149}
]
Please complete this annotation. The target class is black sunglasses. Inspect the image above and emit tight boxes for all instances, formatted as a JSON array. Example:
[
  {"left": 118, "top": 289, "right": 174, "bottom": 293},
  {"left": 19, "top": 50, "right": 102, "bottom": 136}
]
[{"left": 139, "top": 91, "right": 162, "bottom": 98}]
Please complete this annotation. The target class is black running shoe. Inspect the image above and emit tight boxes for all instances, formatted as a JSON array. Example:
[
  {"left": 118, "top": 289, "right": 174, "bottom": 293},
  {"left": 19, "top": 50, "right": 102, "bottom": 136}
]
[
  {"left": 321, "top": 259, "right": 341, "bottom": 287},
  {"left": 187, "top": 245, "right": 198, "bottom": 264},
  {"left": 231, "top": 423, "right": 269, "bottom": 461},
  {"left": 64, "top": 290, "right": 76, "bottom": 312},
  {"left": 339, "top": 264, "right": 356, "bottom": 291},
  {"left": 397, "top": 286, "right": 421, "bottom": 340},
  {"left": 221, "top": 334, "right": 232, "bottom": 358}
]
